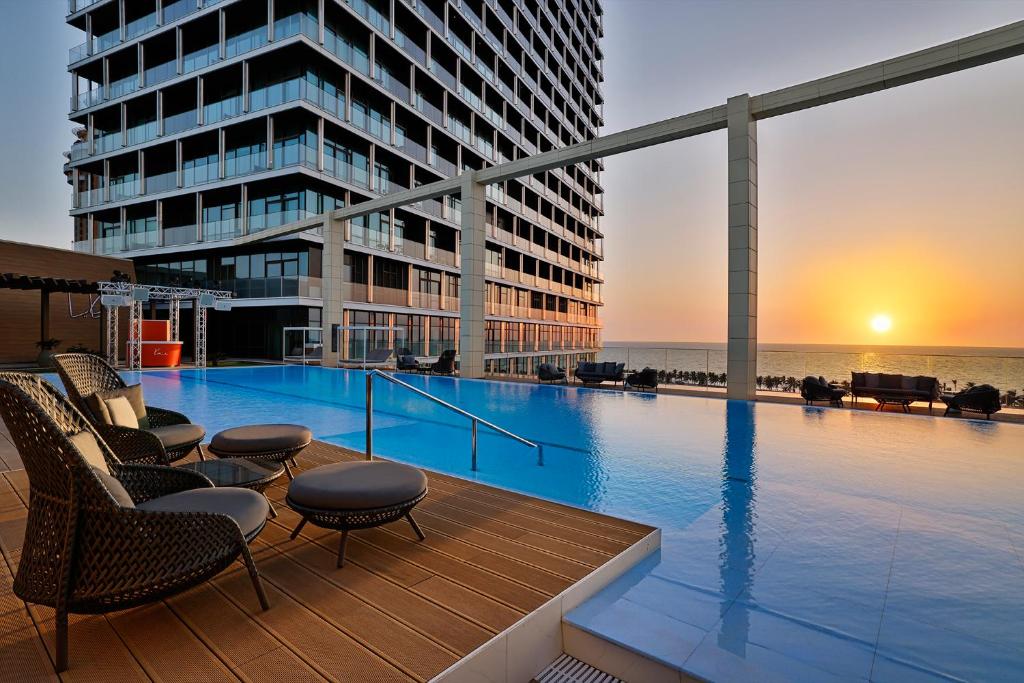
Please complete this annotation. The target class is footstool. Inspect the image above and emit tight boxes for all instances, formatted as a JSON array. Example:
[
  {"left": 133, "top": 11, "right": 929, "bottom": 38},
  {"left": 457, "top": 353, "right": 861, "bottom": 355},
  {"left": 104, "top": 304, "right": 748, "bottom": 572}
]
[
  {"left": 208, "top": 424, "right": 312, "bottom": 480},
  {"left": 285, "top": 461, "right": 428, "bottom": 567}
]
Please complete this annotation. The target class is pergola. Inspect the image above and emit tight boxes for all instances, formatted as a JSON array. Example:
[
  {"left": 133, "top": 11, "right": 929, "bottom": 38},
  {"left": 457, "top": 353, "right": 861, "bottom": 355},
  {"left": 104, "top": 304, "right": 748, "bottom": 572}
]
[
  {"left": 97, "top": 281, "right": 232, "bottom": 370},
  {"left": 0, "top": 272, "right": 99, "bottom": 349},
  {"left": 152, "top": 20, "right": 1024, "bottom": 397}
]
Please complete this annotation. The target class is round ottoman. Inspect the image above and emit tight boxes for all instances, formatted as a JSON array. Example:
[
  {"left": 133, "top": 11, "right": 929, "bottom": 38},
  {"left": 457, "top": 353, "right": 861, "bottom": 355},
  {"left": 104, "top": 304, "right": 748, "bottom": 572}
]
[
  {"left": 286, "top": 461, "right": 428, "bottom": 567},
  {"left": 208, "top": 424, "right": 312, "bottom": 480}
]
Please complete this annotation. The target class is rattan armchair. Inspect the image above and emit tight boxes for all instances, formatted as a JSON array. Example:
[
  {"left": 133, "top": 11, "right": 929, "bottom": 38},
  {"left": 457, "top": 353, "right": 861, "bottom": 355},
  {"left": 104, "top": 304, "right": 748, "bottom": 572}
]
[
  {"left": 52, "top": 353, "right": 205, "bottom": 464},
  {"left": 0, "top": 373, "right": 269, "bottom": 673}
]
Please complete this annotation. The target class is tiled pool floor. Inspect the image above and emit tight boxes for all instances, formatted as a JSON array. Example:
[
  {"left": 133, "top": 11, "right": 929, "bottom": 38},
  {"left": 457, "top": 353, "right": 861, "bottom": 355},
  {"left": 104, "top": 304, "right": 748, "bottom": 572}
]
[{"left": 567, "top": 479, "right": 1024, "bottom": 682}]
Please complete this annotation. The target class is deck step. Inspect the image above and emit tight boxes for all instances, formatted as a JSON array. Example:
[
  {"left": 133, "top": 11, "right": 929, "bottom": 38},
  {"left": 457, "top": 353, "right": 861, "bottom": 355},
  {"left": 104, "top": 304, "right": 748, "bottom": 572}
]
[{"left": 533, "top": 653, "right": 622, "bottom": 683}]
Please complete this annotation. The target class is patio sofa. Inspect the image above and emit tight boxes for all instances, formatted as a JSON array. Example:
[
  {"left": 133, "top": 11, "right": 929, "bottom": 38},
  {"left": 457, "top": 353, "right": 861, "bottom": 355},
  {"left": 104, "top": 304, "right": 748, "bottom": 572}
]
[
  {"left": 537, "top": 363, "right": 568, "bottom": 384},
  {"left": 625, "top": 367, "right": 659, "bottom": 392},
  {"left": 574, "top": 361, "right": 625, "bottom": 386},
  {"left": 801, "top": 375, "right": 848, "bottom": 407},
  {"left": 851, "top": 372, "right": 940, "bottom": 412}
]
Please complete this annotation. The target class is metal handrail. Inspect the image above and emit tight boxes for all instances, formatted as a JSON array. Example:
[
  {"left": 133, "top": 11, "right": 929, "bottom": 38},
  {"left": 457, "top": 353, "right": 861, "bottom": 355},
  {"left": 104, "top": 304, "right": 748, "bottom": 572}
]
[{"left": 365, "top": 370, "right": 539, "bottom": 470}]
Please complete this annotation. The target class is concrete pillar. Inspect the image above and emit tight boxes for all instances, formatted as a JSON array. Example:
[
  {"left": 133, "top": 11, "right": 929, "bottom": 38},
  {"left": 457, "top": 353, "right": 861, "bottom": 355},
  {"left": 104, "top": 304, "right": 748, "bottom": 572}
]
[
  {"left": 726, "top": 94, "right": 757, "bottom": 400},
  {"left": 321, "top": 215, "right": 345, "bottom": 367},
  {"left": 458, "top": 172, "right": 487, "bottom": 378}
]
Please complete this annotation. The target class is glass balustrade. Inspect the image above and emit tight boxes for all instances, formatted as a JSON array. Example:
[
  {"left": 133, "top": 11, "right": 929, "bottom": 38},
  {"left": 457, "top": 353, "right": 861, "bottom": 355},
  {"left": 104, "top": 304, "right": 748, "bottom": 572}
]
[
  {"left": 145, "top": 171, "right": 177, "bottom": 195},
  {"left": 224, "top": 150, "right": 267, "bottom": 178},
  {"left": 92, "top": 28, "right": 120, "bottom": 54},
  {"left": 162, "top": 0, "right": 197, "bottom": 24},
  {"left": 144, "top": 60, "right": 176, "bottom": 87},
  {"left": 183, "top": 159, "right": 219, "bottom": 187},
  {"left": 203, "top": 95, "right": 242, "bottom": 124},
  {"left": 274, "top": 12, "right": 318, "bottom": 41},
  {"left": 125, "top": 230, "right": 159, "bottom": 251},
  {"left": 225, "top": 26, "right": 268, "bottom": 59},
  {"left": 126, "top": 121, "right": 157, "bottom": 145},
  {"left": 201, "top": 218, "right": 242, "bottom": 242},
  {"left": 109, "top": 179, "right": 139, "bottom": 201},
  {"left": 183, "top": 44, "right": 219, "bottom": 74},
  {"left": 163, "top": 109, "right": 197, "bottom": 135}
]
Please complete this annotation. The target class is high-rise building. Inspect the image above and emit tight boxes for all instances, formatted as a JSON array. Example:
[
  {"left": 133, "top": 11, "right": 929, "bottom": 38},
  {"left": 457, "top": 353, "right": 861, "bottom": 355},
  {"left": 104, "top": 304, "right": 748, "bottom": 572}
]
[{"left": 66, "top": 0, "right": 604, "bottom": 373}]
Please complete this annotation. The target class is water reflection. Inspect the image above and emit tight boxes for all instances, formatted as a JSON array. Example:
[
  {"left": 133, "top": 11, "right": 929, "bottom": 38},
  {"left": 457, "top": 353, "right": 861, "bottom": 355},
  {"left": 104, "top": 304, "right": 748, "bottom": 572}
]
[{"left": 718, "top": 400, "right": 757, "bottom": 651}]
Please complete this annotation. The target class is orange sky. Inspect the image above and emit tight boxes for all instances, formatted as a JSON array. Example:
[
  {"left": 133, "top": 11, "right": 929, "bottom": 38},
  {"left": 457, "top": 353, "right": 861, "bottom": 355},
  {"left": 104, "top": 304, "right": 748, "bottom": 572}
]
[{"left": 597, "top": 2, "right": 1024, "bottom": 348}]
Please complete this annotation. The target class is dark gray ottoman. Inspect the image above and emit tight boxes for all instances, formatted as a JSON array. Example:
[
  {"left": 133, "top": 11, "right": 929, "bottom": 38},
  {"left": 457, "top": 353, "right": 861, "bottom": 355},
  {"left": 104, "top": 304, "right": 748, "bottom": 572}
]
[
  {"left": 286, "top": 460, "right": 428, "bottom": 567},
  {"left": 208, "top": 424, "right": 312, "bottom": 479}
]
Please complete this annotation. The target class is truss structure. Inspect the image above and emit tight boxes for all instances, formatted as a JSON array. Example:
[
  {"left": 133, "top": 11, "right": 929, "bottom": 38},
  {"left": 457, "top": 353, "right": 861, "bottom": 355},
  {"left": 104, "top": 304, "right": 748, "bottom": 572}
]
[{"left": 98, "top": 282, "right": 232, "bottom": 370}]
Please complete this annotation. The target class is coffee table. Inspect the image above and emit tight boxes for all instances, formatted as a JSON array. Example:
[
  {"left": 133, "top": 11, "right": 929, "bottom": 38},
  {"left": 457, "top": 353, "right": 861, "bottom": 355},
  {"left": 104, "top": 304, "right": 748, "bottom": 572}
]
[
  {"left": 875, "top": 397, "right": 913, "bottom": 413},
  {"left": 179, "top": 457, "right": 286, "bottom": 517}
]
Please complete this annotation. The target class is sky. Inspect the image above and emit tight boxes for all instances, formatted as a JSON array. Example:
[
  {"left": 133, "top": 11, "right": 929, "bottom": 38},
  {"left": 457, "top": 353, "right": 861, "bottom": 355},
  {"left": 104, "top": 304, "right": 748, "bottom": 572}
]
[{"left": 0, "top": 1, "right": 1021, "bottom": 348}]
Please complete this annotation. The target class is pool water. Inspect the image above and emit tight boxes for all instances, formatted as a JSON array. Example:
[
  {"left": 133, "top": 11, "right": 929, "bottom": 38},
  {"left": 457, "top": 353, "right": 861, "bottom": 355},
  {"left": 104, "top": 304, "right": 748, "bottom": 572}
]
[{"left": 99, "top": 366, "right": 1024, "bottom": 682}]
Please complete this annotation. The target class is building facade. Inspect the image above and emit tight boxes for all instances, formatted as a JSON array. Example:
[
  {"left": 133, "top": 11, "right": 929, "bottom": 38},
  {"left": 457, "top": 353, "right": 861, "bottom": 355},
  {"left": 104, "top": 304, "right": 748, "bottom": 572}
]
[{"left": 66, "top": 0, "right": 604, "bottom": 373}]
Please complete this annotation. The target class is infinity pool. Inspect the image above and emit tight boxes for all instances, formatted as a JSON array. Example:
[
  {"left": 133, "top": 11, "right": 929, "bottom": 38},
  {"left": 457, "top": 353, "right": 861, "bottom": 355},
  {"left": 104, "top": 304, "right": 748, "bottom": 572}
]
[{"left": 113, "top": 366, "right": 1022, "bottom": 682}]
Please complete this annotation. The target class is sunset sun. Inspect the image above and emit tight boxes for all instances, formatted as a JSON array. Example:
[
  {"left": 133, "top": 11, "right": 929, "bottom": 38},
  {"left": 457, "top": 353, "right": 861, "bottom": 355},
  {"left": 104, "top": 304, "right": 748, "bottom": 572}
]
[{"left": 870, "top": 314, "right": 893, "bottom": 334}]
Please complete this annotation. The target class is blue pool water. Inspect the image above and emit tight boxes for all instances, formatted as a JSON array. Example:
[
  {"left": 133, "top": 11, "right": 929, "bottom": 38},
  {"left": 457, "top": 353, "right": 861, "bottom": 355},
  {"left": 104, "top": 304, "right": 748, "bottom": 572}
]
[{"left": 82, "top": 366, "right": 1024, "bottom": 682}]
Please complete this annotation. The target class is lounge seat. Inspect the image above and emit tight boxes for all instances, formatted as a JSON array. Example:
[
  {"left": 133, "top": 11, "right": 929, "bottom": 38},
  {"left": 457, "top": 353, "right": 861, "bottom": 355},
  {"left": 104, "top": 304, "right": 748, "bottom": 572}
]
[
  {"left": 942, "top": 384, "right": 1001, "bottom": 419},
  {"left": 208, "top": 424, "right": 312, "bottom": 479},
  {"left": 287, "top": 461, "right": 428, "bottom": 567},
  {"left": 537, "top": 363, "right": 567, "bottom": 384},
  {"left": 429, "top": 349, "right": 457, "bottom": 375},
  {"left": 0, "top": 372, "right": 269, "bottom": 673},
  {"left": 800, "top": 376, "right": 847, "bottom": 407},
  {"left": 625, "top": 367, "right": 659, "bottom": 392},
  {"left": 137, "top": 487, "right": 269, "bottom": 539},
  {"left": 53, "top": 353, "right": 206, "bottom": 464}
]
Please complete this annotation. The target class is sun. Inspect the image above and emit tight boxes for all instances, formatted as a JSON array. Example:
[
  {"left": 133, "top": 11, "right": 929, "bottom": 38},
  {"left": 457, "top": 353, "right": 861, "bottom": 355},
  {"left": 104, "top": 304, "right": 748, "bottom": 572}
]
[{"left": 870, "top": 314, "right": 892, "bottom": 334}]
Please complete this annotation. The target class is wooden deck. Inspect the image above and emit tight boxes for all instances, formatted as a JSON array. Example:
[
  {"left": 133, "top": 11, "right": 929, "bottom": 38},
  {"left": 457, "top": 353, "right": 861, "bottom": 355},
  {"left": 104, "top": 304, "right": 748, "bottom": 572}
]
[{"left": 0, "top": 434, "right": 653, "bottom": 682}]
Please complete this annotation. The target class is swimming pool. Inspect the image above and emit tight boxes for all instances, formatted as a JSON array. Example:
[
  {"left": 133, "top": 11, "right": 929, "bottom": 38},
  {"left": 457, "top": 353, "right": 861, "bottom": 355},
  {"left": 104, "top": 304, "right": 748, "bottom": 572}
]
[{"left": 103, "top": 366, "right": 1023, "bottom": 682}]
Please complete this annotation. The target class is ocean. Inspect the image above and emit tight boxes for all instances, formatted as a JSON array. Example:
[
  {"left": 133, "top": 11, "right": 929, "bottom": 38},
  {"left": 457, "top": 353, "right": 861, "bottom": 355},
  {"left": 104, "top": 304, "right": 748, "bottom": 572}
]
[{"left": 597, "top": 342, "right": 1024, "bottom": 396}]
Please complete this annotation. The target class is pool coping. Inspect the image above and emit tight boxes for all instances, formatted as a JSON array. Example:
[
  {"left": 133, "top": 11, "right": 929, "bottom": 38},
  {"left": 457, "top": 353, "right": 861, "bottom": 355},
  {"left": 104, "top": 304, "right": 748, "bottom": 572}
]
[{"left": 429, "top": 526, "right": 662, "bottom": 683}]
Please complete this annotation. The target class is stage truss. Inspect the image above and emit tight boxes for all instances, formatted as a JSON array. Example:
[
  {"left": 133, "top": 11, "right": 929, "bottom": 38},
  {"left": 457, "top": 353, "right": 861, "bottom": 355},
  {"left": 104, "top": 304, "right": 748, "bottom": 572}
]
[{"left": 98, "top": 281, "right": 232, "bottom": 370}]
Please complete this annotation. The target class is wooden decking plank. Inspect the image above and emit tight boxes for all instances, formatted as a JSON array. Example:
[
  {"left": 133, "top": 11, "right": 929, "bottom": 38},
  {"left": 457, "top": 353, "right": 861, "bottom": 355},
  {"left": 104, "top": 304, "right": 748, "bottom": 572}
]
[
  {"left": 421, "top": 481, "right": 631, "bottom": 555},
  {"left": 255, "top": 520, "right": 495, "bottom": 653},
  {"left": 211, "top": 566, "right": 414, "bottom": 683},
  {"left": 165, "top": 581, "right": 322, "bottom": 678},
  {"left": 423, "top": 468, "right": 653, "bottom": 535},
  {"left": 242, "top": 543, "right": 458, "bottom": 682},
  {"left": 348, "top": 527, "right": 550, "bottom": 611},
  {"left": 0, "top": 538, "right": 58, "bottom": 683},
  {"left": 27, "top": 608, "right": 151, "bottom": 683},
  {"left": 264, "top": 508, "right": 524, "bottom": 634},
  {"left": 415, "top": 498, "right": 614, "bottom": 567},
  {"left": 426, "top": 478, "right": 645, "bottom": 545},
  {"left": 106, "top": 602, "right": 239, "bottom": 682},
  {"left": 231, "top": 647, "right": 328, "bottom": 683}
]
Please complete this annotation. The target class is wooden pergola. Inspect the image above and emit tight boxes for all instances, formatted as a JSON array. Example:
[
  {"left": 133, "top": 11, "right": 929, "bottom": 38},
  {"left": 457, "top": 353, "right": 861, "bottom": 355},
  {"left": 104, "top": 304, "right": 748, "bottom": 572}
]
[{"left": 0, "top": 272, "right": 99, "bottom": 346}]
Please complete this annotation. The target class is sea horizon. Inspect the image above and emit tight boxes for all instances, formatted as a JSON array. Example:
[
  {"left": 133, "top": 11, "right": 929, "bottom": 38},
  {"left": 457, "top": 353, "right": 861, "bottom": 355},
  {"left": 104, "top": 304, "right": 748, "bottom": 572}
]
[{"left": 603, "top": 341, "right": 1024, "bottom": 358}]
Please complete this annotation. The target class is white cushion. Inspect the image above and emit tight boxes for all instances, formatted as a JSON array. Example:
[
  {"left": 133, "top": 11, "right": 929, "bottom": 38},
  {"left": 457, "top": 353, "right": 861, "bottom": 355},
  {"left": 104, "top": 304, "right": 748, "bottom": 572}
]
[
  {"left": 69, "top": 430, "right": 110, "bottom": 474},
  {"left": 104, "top": 396, "right": 139, "bottom": 429}
]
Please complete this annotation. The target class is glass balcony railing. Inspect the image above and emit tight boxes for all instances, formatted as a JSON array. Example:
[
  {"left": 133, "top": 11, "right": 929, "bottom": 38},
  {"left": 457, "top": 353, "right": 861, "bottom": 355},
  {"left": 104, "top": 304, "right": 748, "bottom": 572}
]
[
  {"left": 144, "top": 170, "right": 177, "bottom": 195},
  {"left": 324, "top": 27, "right": 370, "bottom": 76},
  {"left": 202, "top": 218, "right": 242, "bottom": 242},
  {"left": 108, "top": 74, "right": 138, "bottom": 99},
  {"left": 77, "top": 187, "right": 104, "bottom": 208},
  {"left": 203, "top": 95, "right": 242, "bottom": 124},
  {"left": 69, "top": 42, "right": 89, "bottom": 63},
  {"left": 429, "top": 60, "right": 457, "bottom": 89},
  {"left": 183, "top": 43, "right": 219, "bottom": 73},
  {"left": 144, "top": 60, "right": 176, "bottom": 87},
  {"left": 348, "top": 0, "right": 389, "bottom": 33},
  {"left": 394, "top": 28, "right": 426, "bottom": 66},
  {"left": 323, "top": 157, "right": 370, "bottom": 188},
  {"left": 94, "top": 132, "right": 121, "bottom": 154},
  {"left": 225, "top": 26, "right": 268, "bottom": 60},
  {"left": 417, "top": 3, "right": 445, "bottom": 35},
  {"left": 162, "top": 0, "right": 198, "bottom": 24},
  {"left": 125, "top": 230, "right": 159, "bottom": 251},
  {"left": 275, "top": 144, "right": 318, "bottom": 170},
  {"left": 126, "top": 121, "right": 157, "bottom": 146},
  {"left": 74, "top": 86, "right": 104, "bottom": 110},
  {"left": 163, "top": 109, "right": 198, "bottom": 135},
  {"left": 248, "top": 209, "right": 317, "bottom": 233},
  {"left": 225, "top": 150, "right": 268, "bottom": 178},
  {"left": 224, "top": 276, "right": 322, "bottom": 299},
  {"left": 163, "top": 224, "right": 199, "bottom": 246},
  {"left": 109, "top": 179, "right": 139, "bottom": 201},
  {"left": 92, "top": 28, "right": 120, "bottom": 54},
  {"left": 125, "top": 12, "right": 158, "bottom": 41},
  {"left": 183, "top": 159, "right": 219, "bottom": 187},
  {"left": 274, "top": 12, "right": 318, "bottom": 42}
]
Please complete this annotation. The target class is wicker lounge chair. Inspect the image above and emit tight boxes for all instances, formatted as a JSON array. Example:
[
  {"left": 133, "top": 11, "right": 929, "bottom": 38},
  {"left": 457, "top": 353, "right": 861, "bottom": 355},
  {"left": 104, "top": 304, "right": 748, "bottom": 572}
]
[
  {"left": 941, "top": 384, "right": 1002, "bottom": 419},
  {"left": 0, "top": 373, "right": 269, "bottom": 673},
  {"left": 537, "top": 362, "right": 568, "bottom": 384},
  {"left": 625, "top": 367, "right": 659, "bottom": 392},
  {"left": 52, "top": 353, "right": 205, "bottom": 464},
  {"left": 430, "top": 349, "right": 457, "bottom": 375},
  {"left": 800, "top": 376, "right": 848, "bottom": 407}
]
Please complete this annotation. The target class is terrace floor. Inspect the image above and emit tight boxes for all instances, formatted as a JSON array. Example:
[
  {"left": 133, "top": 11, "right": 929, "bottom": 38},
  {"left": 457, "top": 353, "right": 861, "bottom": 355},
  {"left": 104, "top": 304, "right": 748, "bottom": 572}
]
[{"left": 0, "top": 433, "right": 653, "bottom": 681}]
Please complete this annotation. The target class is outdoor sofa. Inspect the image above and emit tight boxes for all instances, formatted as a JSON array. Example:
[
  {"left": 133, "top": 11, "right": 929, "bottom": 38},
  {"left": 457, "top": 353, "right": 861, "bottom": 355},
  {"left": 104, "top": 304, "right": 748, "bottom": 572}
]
[
  {"left": 801, "top": 375, "right": 848, "bottom": 407},
  {"left": 941, "top": 384, "right": 1001, "bottom": 419},
  {"left": 574, "top": 361, "right": 625, "bottom": 386},
  {"left": 851, "top": 372, "right": 940, "bottom": 412},
  {"left": 428, "top": 349, "right": 457, "bottom": 375}
]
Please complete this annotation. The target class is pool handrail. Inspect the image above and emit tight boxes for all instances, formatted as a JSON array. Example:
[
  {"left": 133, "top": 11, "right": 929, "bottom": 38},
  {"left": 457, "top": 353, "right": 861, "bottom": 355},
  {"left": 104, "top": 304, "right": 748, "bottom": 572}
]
[{"left": 365, "top": 369, "right": 539, "bottom": 470}]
